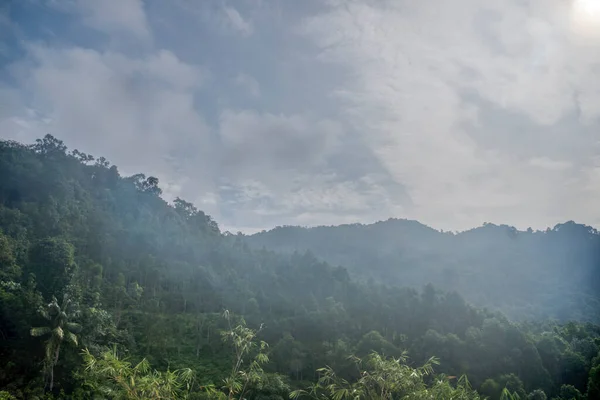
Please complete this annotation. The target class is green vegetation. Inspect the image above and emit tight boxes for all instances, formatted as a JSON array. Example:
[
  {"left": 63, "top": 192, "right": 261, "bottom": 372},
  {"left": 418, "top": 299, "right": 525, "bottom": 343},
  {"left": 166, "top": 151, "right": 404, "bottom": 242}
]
[
  {"left": 290, "top": 352, "right": 482, "bottom": 399},
  {"left": 80, "top": 347, "right": 200, "bottom": 399},
  {"left": 246, "top": 221, "right": 600, "bottom": 323},
  {"left": 0, "top": 135, "right": 599, "bottom": 399},
  {"left": 30, "top": 294, "right": 81, "bottom": 391}
]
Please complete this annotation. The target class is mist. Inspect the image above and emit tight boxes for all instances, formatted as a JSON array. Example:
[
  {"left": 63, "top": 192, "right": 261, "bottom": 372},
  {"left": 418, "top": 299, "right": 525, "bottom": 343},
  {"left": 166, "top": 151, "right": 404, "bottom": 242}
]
[{"left": 2, "top": 1, "right": 600, "bottom": 399}]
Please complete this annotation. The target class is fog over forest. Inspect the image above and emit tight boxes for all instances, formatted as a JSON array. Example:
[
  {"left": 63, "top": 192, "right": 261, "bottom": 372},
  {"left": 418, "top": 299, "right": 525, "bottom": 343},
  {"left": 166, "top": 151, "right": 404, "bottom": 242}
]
[
  {"left": 0, "top": 136, "right": 598, "bottom": 399},
  {"left": 2, "top": 0, "right": 600, "bottom": 399}
]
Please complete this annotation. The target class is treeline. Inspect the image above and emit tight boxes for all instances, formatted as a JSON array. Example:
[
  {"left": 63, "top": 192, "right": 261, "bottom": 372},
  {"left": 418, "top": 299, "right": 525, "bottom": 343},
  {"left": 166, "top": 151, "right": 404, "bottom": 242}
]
[
  {"left": 246, "top": 218, "right": 600, "bottom": 323},
  {"left": 0, "top": 135, "right": 599, "bottom": 399}
]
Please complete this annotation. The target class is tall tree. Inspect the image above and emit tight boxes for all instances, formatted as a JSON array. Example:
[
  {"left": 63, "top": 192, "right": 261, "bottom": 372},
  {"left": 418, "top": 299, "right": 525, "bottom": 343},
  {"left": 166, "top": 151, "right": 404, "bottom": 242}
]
[{"left": 30, "top": 294, "right": 81, "bottom": 391}]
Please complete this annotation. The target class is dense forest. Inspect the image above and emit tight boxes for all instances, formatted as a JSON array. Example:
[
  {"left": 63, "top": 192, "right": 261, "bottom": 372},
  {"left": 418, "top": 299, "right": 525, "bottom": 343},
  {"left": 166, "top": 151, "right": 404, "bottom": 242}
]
[
  {"left": 247, "top": 220, "right": 600, "bottom": 323},
  {"left": 0, "top": 135, "right": 599, "bottom": 399}
]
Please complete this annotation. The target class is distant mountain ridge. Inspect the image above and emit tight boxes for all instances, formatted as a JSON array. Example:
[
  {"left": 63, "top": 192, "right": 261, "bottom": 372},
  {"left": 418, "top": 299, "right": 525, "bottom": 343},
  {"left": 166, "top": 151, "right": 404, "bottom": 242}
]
[{"left": 246, "top": 218, "right": 600, "bottom": 322}]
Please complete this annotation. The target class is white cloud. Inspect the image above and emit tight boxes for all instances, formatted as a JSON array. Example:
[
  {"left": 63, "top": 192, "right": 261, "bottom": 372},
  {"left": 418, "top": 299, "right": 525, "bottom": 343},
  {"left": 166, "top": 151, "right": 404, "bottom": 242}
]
[
  {"left": 218, "top": 109, "right": 342, "bottom": 178},
  {"left": 3, "top": 0, "right": 600, "bottom": 232},
  {"left": 223, "top": 6, "right": 253, "bottom": 36},
  {"left": 217, "top": 171, "right": 404, "bottom": 233},
  {"left": 529, "top": 157, "right": 572, "bottom": 171},
  {"left": 234, "top": 73, "right": 260, "bottom": 97},
  {"left": 4, "top": 43, "right": 216, "bottom": 210},
  {"left": 142, "top": 50, "right": 207, "bottom": 90},
  {"left": 299, "top": 0, "right": 600, "bottom": 231},
  {"left": 213, "top": 109, "right": 409, "bottom": 231},
  {"left": 159, "top": 2, "right": 254, "bottom": 37}
]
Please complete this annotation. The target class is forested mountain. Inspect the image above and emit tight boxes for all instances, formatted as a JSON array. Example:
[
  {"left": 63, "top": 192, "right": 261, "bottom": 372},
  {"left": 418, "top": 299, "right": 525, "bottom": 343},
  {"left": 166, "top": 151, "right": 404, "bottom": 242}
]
[
  {"left": 246, "top": 219, "right": 600, "bottom": 323},
  {"left": 0, "top": 135, "right": 599, "bottom": 399}
]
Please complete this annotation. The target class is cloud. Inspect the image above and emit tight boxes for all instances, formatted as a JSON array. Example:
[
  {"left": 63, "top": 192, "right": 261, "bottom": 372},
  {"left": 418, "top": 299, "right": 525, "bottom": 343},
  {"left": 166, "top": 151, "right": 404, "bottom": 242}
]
[
  {"left": 529, "top": 157, "right": 572, "bottom": 171},
  {"left": 222, "top": 6, "right": 253, "bottom": 36},
  {"left": 298, "top": 0, "right": 600, "bottom": 230},
  {"left": 50, "top": 0, "right": 151, "bottom": 40},
  {"left": 171, "top": 2, "right": 255, "bottom": 37},
  {"left": 219, "top": 109, "right": 342, "bottom": 176},
  {"left": 234, "top": 73, "right": 260, "bottom": 97},
  {"left": 2, "top": 0, "right": 600, "bottom": 232},
  {"left": 214, "top": 108, "right": 410, "bottom": 231},
  {"left": 4, "top": 44, "right": 216, "bottom": 208},
  {"left": 216, "top": 172, "right": 405, "bottom": 233}
]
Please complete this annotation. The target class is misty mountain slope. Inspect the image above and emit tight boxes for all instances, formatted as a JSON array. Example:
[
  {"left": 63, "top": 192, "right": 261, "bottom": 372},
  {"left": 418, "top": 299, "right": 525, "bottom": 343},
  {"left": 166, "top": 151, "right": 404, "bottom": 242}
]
[
  {"left": 246, "top": 219, "right": 600, "bottom": 322},
  {"left": 3, "top": 136, "right": 600, "bottom": 399}
]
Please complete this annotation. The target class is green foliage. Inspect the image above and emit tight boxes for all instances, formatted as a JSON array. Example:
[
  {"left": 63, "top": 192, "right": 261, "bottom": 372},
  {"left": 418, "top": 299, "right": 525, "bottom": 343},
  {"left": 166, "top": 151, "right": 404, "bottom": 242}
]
[
  {"left": 30, "top": 294, "right": 81, "bottom": 391},
  {"left": 587, "top": 360, "right": 600, "bottom": 399},
  {"left": 79, "top": 346, "right": 214, "bottom": 399},
  {"left": 0, "top": 232, "right": 20, "bottom": 281},
  {"left": 527, "top": 389, "right": 547, "bottom": 400},
  {"left": 500, "top": 388, "right": 522, "bottom": 400},
  {"left": 0, "top": 391, "right": 16, "bottom": 400},
  {"left": 291, "top": 352, "right": 481, "bottom": 399},
  {"left": 552, "top": 384, "right": 583, "bottom": 400},
  {"left": 27, "top": 238, "right": 76, "bottom": 300},
  {"left": 0, "top": 136, "right": 599, "bottom": 399},
  {"left": 246, "top": 220, "right": 600, "bottom": 323},
  {"left": 219, "top": 310, "right": 287, "bottom": 399}
]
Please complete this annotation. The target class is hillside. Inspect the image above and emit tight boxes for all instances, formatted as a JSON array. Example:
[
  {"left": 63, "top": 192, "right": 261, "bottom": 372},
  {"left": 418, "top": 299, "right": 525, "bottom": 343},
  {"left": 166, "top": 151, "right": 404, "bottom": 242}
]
[
  {"left": 0, "top": 135, "right": 599, "bottom": 399},
  {"left": 246, "top": 219, "right": 600, "bottom": 322}
]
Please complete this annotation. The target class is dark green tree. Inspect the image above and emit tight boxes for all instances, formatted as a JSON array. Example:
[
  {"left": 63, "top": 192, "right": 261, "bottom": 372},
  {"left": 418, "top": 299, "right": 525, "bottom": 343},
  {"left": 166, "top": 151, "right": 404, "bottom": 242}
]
[{"left": 30, "top": 294, "right": 81, "bottom": 391}]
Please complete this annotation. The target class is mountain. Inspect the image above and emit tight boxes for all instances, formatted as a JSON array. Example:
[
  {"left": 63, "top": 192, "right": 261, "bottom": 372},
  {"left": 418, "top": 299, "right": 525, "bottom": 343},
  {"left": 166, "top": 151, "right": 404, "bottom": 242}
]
[
  {"left": 0, "top": 135, "right": 599, "bottom": 399},
  {"left": 246, "top": 219, "right": 600, "bottom": 322}
]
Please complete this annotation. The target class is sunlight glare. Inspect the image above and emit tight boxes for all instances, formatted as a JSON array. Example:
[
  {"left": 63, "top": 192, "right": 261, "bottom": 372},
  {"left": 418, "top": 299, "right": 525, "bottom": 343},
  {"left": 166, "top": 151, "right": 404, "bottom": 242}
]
[{"left": 571, "top": 0, "right": 600, "bottom": 38}]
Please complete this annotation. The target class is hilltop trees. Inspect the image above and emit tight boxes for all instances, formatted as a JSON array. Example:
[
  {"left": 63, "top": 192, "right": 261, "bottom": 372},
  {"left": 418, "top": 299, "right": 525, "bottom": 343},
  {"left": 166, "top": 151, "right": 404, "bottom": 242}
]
[
  {"left": 246, "top": 220, "right": 600, "bottom": 323},
  {"left": 0, "top": 136, "right": 599, "bottom": 399}
]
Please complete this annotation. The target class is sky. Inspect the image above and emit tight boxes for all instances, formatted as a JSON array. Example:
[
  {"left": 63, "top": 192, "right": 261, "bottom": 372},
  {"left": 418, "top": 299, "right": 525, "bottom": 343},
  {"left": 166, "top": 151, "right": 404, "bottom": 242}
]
[{"left": 1, "top": 0, "right": 600, "bottom": 233}]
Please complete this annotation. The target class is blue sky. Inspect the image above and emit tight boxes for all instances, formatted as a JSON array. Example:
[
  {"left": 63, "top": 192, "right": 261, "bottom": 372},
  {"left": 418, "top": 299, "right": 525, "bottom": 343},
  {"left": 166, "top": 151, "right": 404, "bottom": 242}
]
[{"left": 1, "top": 0, "right": 600, "bottom": 233}]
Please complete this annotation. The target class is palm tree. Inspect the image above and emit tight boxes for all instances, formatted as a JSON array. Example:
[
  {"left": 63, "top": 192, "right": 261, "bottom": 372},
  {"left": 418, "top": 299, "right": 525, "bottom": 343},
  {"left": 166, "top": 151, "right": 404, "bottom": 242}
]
[{"left": 30, "top": 294, "right": 81, "bottom": 391}]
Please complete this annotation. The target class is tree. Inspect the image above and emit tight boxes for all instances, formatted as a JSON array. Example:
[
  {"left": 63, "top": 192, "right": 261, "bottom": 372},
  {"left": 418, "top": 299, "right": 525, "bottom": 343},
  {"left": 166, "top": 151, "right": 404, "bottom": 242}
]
[
  {"left": 500, "top": 388, "right": 522, "bottom": 400},
  {"left": 553, "top": 384, "right": 583, "bottom": 400},
  {"left": 498, "top": 374, "right": 527, "bottom": 399},
  {"left": 220, "top": 310, "right": 273, "bottom": 400},
  {"left": 27, "top": 238, "right": 76, "bottom": 300},
  {"left": 174, "top": 197, "right": 198, "bottom": 219},
  {"left": 0, "top": 232, "right": 19, "bottom": 281},
  {"left": 95, "top": 156, "right": 110, "bottom": 168},
  {"left": 71, "top": 149, "right": 94, "bottom": 164},
  {"left": 588, "top": 362, "right": 600, "bottom": 399},
  {"left": 2, "top": 135, "right": 600, "bottom": 398},
  {"left": 291, "top": 352, "right": 481, "bottom": 399},
  {"left": 32, "top": 134, "right": 67, "bottom": 156},
  {"left": 143, "top": 176, "right": 162, "bottom": 196},
  {"left": 527, "top": 389, "right": 547, "bottom": 400},
  {"left": 80, "top": 347, "right": 213, "bottom": 399},
  {"left": 30, "top": 294, "right": 81, "bottom": 391}
]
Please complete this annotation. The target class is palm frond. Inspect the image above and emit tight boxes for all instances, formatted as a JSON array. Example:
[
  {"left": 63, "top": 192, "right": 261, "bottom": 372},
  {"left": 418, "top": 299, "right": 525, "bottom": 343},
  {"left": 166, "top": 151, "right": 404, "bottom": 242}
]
[
  {"left": 134, "top": 358, "right": 151, "bottom": 375},
  {"left": 38, "top": 308, "right": 51, "bottom": 321},
  {"left": 53, "top": 326, "right": 64, "bottom": 340},
  {"left": 45, "top": 341, "right": 54, "bottom": 361},
  {"left": 65, "top": 331, "right": 78, "bottom": 346},
  {"left": 30, "top": 326, "right": 51, "bottom": 337},
  {"left": 290, "top": 389, "right": 307, "bottom": 399},
  {"left": 66, "top": 322, "right": 82, "bottom": 333}
]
